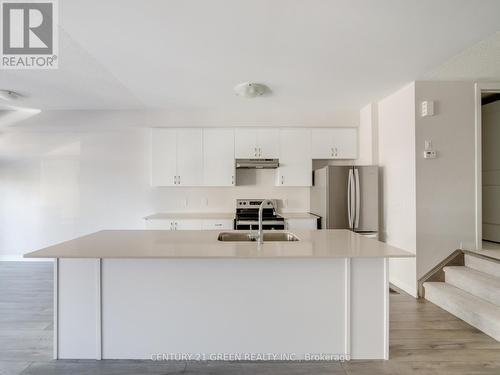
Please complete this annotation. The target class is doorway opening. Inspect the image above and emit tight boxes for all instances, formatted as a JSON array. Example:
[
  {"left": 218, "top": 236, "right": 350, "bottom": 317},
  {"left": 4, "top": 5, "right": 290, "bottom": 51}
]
[{"left": 476, "top": 83, "right": 500, "bottom": 256}]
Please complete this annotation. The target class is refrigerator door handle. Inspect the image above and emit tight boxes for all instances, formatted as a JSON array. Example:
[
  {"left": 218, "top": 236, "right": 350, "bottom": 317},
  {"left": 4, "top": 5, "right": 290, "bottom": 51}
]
[
  {"left": 354, "top": 168, "right": 360, "bottom": 229},
  {"left": 348, "top": 168, "right": 354, "bottom": 229}
]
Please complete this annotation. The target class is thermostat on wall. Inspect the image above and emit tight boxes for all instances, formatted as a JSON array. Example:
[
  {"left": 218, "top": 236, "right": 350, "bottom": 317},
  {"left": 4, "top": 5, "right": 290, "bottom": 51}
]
[{"left": 424, "top": 150, "right": 437, "bottom": 159}]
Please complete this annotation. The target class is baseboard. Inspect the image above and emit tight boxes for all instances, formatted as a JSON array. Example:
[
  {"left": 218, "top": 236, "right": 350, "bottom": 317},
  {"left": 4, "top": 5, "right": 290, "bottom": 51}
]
[
  {"left": 389, "top": 276, "right": 417, "bottom": 298},
  {"left": 0, "top": 255, "right": 53, "bottom": 262}
]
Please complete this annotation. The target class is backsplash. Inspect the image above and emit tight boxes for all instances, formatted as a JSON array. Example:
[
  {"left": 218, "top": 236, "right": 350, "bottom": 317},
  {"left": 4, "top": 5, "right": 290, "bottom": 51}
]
[{"left": 151, "top": 169, "right": 309, "bottom": 213}]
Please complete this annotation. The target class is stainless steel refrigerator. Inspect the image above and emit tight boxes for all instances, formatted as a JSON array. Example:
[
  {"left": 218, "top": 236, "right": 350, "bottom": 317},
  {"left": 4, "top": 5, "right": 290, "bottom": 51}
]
[{"left": 310, "top": 166, "right": 379, "bottom": 237}]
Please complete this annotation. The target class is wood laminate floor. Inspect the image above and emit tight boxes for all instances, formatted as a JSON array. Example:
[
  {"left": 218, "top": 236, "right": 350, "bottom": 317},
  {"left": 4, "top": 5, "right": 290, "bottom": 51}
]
[{"left": 1, "top": 262, "right": 500, "bottom": 375}]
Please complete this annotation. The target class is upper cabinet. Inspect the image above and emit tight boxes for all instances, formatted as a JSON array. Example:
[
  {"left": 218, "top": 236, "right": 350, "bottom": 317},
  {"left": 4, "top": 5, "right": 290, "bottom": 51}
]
[
  {"left": 151, "top": 128, "right": 177, "bottom": 186},
  {"left": 151, "top": 128, "right": 203, "bottom": 186},
  {"left": 203, "top": 128, "right": 235, "bottom": 186},
  {"left": 276, "top": 129, "right": 312, "bottom": 187},
  {"left": 235, "top": 128, "right": 279, "bottom": 159},
  {"left": 311, "top": 128, "right": 358, "bottom": 159},
  {"left": 257, "top": 128, "right": 280, "bottom": 158},
  {"left": 152, "top": 127, "right": 359, "bottom": 187},
  {"left": 176, "top": 129, "right": 203, "bottom": 186}
]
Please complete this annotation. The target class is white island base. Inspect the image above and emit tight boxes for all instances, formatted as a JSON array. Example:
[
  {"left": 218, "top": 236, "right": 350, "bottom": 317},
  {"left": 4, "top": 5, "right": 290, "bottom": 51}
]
[{"left": 55, "top": 257, "right": 388, "bottom": 361}]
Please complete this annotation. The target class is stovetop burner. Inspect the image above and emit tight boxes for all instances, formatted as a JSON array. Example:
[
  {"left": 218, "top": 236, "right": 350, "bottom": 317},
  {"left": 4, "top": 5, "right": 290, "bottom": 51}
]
[{"left": 234, "top": 199, "right": 284, "bottom": 230}]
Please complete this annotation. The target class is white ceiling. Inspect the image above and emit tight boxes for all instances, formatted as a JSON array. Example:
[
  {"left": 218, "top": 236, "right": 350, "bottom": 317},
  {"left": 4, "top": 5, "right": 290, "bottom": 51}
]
[
  {"left": 1, "top": 0, "right": 500, "bottom": 123},
  {"left": 426, "top": 31, "right": 500, "bottom": 81}
]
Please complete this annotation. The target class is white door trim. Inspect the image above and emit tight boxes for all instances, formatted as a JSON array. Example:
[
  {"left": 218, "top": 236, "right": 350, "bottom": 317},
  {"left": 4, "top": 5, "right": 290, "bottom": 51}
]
[{"left": 475, "top": 82, "right": 500, "bottom": 250}]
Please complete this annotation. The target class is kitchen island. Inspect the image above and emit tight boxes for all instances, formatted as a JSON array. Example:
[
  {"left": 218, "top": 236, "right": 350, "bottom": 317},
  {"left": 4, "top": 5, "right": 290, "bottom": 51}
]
[{"left": 25, "top": 229, "right": 412, "bottom": 361}]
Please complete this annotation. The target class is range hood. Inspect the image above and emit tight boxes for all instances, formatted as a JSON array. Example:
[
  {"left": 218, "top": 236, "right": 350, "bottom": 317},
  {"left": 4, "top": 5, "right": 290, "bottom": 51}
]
[{"left": 235, "top": 158, "right": 279, "bottom": 169}]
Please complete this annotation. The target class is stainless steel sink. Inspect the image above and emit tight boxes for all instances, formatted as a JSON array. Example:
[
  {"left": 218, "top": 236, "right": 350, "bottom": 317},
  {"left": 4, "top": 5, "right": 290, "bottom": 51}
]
[{"left": 217, "top": 232, "right": 299, "bottom": 242}]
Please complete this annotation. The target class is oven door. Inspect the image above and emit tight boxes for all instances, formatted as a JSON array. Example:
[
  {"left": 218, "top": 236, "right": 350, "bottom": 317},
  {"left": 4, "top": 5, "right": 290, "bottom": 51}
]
[{"left": 235, "top": 220, "right": 285, "bottom": 231}]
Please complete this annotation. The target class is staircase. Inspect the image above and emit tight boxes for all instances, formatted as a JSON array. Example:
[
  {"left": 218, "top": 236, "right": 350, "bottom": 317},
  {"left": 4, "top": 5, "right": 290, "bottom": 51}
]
[{"left": 423, "top": 252, "right": 500, "bottom": 341}]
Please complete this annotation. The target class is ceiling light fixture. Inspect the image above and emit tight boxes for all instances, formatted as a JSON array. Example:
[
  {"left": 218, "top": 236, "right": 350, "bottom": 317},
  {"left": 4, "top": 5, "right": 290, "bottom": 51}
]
[
  {"left": 234, "top": 82, "right": 269, "bottom": 98},
  {"left": 0, "top": 90, "right": 22, "bottom": 101}
]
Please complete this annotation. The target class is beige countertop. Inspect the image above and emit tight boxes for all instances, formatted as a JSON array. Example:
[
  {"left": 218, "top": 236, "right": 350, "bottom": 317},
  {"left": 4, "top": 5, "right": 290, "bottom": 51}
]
[
  {"left": 24, "top": 229, "right": 413, "bottom": 259},
  {"left": 144, "top": 212, "right": 318, "bottom": 220}
]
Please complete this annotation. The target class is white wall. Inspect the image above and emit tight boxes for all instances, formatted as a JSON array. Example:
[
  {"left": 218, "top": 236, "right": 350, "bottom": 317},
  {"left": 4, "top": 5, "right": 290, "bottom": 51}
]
[
  {"left": 0, "top": 128, "right": 311, "bottom": 259},
  {"left": 414, "top": 81, "right": 476, "bottom": 278},
  {"left": 376, "top": 81, "right": 477, "bottom": 296},
  {"left": 357, "top": 103, "right": 378, "bottom": 165},
  {"left": 377, "top": 83, "right": 417, "bottom": 296}
]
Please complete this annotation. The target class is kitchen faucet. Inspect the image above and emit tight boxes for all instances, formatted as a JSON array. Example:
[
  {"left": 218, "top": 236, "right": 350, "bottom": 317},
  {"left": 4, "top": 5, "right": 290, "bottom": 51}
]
[{"left": 257, "top": 199, "right": 276, "bottom": 244}]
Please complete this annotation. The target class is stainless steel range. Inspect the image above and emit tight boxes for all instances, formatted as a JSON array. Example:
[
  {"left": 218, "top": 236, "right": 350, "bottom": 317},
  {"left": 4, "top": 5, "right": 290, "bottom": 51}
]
[{"left": 234, "top": 199, "right": 285, "bottom": 230}]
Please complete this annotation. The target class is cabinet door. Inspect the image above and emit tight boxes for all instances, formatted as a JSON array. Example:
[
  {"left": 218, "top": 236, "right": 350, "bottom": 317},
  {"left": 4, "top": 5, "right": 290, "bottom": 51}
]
[
  {"left": 201, "top": 219, "right": 234, "bottom": 230},
  {"left": 177, "top": 129, "right": 203, "bottom": 186},
  {"left": 285, "top": 218, "right": 318, "bottom": 230},
  {"left": 311, "top": 129, "right": 335, "bottom": 159},
  {"left": 203, "top": 129, "right": 235, "bottom": 186},
  {"left": 235, "top": 128, "right": 258, "bottom": 158},
  {"left": 332, "top": 128, "right": 358, "bottom": 159},
  {"left": 257, "top": 128, "right": 279, "bottom": 158},
  {"left": 174, "top": 219, "right": 203, "bottom": 230},
  {"left": 145, "top": 219, "right": 175, "bottom": 230},
  {"left": 151, "top": 128, "right": 177, "bottom": 186},
  {"left": 311, "top": 128, "right": 358, "bottom": 159},
  {"left": 277, "top": 129, "right": 312, "bottom": 186}
]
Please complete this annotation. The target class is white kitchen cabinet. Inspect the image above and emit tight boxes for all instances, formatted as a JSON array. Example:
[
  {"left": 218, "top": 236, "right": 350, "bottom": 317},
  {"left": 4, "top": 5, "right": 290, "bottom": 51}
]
[
  {"left": 151, "top": 128, "right": 203, "bottom": 187},
  {"left": 145, "top": 219, "right": 203, "bottom": 230},
  {"left": 174, "top": 219, "right": 204, "bottom": 230},
  {"left": 276, "top": 129, "right": 312, "bottom": 187},
  {"left": 333, "top": 128, "right": 358, "bottom": 159},
  {"left": 234, "top": 128, "right": 258, "bottom": 158},
  {"left": 176, "top": 129, "right": 203, "bottom": 186},
  {"left": 145, "top": 219, "right": 174, "bottom": 230},
  {"left": 257, "top": 128, "right": 280, "bottom": 158},
  {"left": 285, "top": 218, "right": 318, "bottom": 230},
  {"left": 201, "top": 219, "right": 234, "bottom": 230},
  {"left": 151, "top": 129, "right": 177, "bottom": 186},
  {"left": 203, "top": 129, "right": 235, "bottom": 186},
  {"left": 235, "top": 128, "right": 279, "bottom": 159},
  {"left": 152, "top": 127, "right": 358, "bottom": 187},
  {"left": 311, "top": 128, "right": 358, "bottom": 159},
  {"left": 146, "top": 218, "right": 231, "bottom": 230}
]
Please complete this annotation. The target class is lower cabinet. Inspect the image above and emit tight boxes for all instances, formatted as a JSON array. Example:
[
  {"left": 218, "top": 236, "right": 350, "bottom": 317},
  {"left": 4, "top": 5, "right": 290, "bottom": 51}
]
[
  {"left": 145, "top": 218, "right": 233, "bottom": 230},
  {"left": 201, "top": 219, "right": 234, "bottom": 230},
  {"left": 146, "top": 218, "right": 319, "bottom": 230},
  {"left": 285, "top": 218, "right": 318, "bottom": 230}
]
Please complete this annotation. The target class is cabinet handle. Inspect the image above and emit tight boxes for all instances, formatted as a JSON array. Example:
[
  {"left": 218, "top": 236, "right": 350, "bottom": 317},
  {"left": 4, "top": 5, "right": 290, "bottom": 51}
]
[
  {"left": 254, "top": 147, "right": 257, "bottom": 157},
  {"left": 281, "top": 175, "right": 284, "bottom": 185},
  {"left": 170, "top": 222, "right": 173, "bottom": 230},
  {"left": 178, "top": 175, "right": 180, "bottom": 185},
  {"left": 231, "top": 175, "right": 234, "bottom": 185},
  {"left": 174, "top": 221, "right": 178, "bottom": 230},
  {"left": 259, "top": 147, "right": 262, "bottom": 157},
  {"left": 174, "top": 176, "right": 176, "bottom": 185}
]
